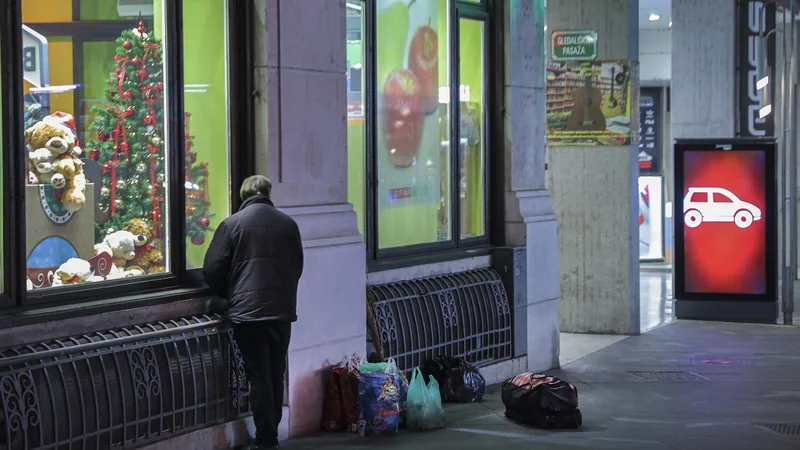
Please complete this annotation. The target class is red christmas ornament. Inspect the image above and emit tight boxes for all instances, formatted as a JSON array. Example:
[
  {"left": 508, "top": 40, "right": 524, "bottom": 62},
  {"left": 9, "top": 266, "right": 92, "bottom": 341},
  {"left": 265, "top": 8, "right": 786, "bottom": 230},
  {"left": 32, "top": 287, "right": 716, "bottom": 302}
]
[
  {"left": 98, "top": 132, "right": 107, "bottom": 141},
  {"left": 138, "top": 68, "right": 148, "bottom": 80},
  {"left": 187, "top": 205, "right": 196, "bottom": 216},
  {"left": 144, "top": 114, "right": 154, "bottom": 125},
  {"left": 191, "top": 235, "right": 205, "bottom": 245},
  {"left": 120, "top": 142, "right": 129, "bottom": 152},
  {"left": 131, "top": 57, "right": 140, "bottom": 66},
  {"left": 112, "top": 129, "right": 121, "bottom": 140},
  {"left": 115, "top": 68, "right": 121, "bottom": 75},
  {"left": 200, "top": 217, "right": 210, "bottom": 229},
  {"left": 89, "top": 148, "right": 100, "bottom": 160},
  {"left": 102, "top": 163, "right": 111, "bottom": 173},
  {"left": 121, "top": 91, "right": 133, "bottom": 101},
  {"left": 123, "top": 40, "right": 132, "bottom": 50}
]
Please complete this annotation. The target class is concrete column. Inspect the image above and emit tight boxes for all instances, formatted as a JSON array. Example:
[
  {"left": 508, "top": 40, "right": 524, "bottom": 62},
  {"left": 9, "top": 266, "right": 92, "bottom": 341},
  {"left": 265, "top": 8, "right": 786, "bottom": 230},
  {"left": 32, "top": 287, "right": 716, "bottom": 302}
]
[
  {"left": 671, "top": 0, "right": 735, "bottom": 139},
  {"left": 261, "top": 0, "right": 366, "bottom": 437},
  {"left": 502, "top": 0, "right": 561, "bottom": 371},
  {"left": 546, "top": 0, "right": 641, "bottom": 335}
]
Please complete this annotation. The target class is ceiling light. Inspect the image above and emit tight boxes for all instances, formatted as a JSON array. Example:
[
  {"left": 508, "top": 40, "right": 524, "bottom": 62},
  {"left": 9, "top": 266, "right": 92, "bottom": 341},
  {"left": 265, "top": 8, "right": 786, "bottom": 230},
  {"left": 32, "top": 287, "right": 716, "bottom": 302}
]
[
  {"left": 669, "top": 21, "right": 672, "bottom": 27},
  {"left": 649, "top": 13, "right": 660, "bottom": 21}
]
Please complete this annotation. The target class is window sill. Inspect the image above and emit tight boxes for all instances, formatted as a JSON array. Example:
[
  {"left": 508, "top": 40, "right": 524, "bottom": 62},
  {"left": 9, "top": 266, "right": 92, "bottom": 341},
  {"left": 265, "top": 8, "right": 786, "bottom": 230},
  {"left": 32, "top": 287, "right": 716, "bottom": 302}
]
[
  {"left": 367, "top": 245, "right": 494, "bottom": 273},
  {"left": 0, "top": 284, "right": 213, "bottom": 330}
]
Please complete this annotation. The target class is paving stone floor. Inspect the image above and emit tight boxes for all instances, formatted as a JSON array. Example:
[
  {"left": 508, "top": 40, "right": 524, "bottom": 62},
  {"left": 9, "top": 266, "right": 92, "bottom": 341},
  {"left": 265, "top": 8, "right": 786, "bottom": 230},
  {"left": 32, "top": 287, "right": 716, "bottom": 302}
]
[{"left": 285, "top": 319, "right": 800, "bottom": 449}]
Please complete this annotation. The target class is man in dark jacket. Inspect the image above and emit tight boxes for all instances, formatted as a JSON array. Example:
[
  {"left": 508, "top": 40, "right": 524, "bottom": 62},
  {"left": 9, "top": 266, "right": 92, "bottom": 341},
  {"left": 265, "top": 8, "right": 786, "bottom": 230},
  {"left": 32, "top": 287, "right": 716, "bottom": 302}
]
[{"left": 203, "top": 175, "right": 303, "bottom": 450}]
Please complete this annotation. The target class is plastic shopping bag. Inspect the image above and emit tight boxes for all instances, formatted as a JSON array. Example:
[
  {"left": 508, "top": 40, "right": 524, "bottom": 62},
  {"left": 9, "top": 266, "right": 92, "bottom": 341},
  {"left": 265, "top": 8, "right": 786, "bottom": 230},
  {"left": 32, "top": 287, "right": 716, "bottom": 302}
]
[
  {"left": 405, "top": 367, "right": 446, "bottom": 431},
  {"left": 357, "top": 360, "right": 402, "bottom": 437}
]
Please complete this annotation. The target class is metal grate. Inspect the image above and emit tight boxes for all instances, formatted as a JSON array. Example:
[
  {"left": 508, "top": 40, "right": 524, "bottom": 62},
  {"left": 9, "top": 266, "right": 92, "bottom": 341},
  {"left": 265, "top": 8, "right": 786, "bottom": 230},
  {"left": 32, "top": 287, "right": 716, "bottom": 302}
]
[
  {"left": 367, "top": 268, "right": 513, "bottom": 373},
  {"left": 627, "top": 371, "right": 709, "bottom": 381},
  {"left": 754, "top": 423, "right": 800, "bottom": 435},
  {"left": 0, "top": 315, "right": 251, "bottom": 450}
]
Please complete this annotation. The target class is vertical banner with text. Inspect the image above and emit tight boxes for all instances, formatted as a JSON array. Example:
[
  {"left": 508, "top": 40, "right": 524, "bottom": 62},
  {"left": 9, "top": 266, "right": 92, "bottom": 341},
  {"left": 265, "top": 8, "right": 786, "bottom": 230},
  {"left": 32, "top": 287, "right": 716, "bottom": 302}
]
[{"left": 737, "top": 0, "right": 775, "bottom": 137}]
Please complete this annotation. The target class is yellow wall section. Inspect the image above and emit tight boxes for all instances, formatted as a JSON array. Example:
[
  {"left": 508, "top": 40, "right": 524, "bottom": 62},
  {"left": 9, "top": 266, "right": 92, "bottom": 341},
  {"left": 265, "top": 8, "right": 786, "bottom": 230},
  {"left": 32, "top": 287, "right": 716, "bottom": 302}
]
[{"left": 22, "top": 0, "right": 71, "bottom": 22}]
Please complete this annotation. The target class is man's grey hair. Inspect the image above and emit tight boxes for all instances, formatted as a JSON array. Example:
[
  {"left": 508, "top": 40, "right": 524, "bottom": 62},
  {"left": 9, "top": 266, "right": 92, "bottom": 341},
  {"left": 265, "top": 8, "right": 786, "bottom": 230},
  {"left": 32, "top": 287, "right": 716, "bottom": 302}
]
[{"left": 240, "top": 175, "right": 272, "bottom": 201}]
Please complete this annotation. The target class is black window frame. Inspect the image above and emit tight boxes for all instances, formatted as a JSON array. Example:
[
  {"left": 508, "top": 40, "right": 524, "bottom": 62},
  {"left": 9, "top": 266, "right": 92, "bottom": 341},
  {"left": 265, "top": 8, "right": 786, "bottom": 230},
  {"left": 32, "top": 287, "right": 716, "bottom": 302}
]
[
  {"left": 0, "top": 0, "right": 254, "bottom": 311},
  {"left": 359, "top": 0, "right": 494, "bottom": 264}
]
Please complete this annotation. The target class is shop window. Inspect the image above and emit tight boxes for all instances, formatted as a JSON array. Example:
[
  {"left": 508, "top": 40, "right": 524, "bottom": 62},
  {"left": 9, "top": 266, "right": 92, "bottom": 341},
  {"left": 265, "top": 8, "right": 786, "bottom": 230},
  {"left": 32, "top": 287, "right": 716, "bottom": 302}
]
[
  {"left": 375, "top": 0, "right": 452, "bottom": 249},
  {"left": 347, "top": 1, "right": 367, "bottom": 239},
  {"left": 182, "top": 0, "right": 231, "bottom": 268},
  {"left": 22, "top": 1, "right": 169, "bottom": 289},
  {"left": 458, "top": 18, "right": 485, "bottom": 239},
  {"left": 358, "top": 0, "right": 490, "bottom": 258}
]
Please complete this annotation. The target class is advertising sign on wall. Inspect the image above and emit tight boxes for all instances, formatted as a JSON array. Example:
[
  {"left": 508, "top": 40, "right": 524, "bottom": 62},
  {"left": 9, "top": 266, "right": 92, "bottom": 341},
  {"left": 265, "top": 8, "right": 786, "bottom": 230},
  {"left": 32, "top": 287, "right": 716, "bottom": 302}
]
[
  {"left": 376, "top": 0, "right": 441, "bottom": 211},
  {"left": 639, "top": 176, "right": 664, "bottom": 261},
  {"left": 674, "top": 139, "right": 777, "bottom": 303},
  {"left": 546, "top": 60, "right": 639, "bottom": 146},
  {"left": 736, "top": 0, "right": 775, "bottom": 137},
  {"left": 550, "top": 30, "right": 598, "bottom": 62},
  {"left": 639, "top": 88, "right": 660, "bottom": 175}
]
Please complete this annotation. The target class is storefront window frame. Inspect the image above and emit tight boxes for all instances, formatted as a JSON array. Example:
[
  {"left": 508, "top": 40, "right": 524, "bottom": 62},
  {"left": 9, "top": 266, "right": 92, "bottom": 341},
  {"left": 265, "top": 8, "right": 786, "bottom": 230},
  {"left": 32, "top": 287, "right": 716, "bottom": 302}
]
[
  {"left": 363, "top": 0, "right": 493, "bottom": 262},
  {"left": 0, "top": 0, "right": 254, "bottom": 309}
]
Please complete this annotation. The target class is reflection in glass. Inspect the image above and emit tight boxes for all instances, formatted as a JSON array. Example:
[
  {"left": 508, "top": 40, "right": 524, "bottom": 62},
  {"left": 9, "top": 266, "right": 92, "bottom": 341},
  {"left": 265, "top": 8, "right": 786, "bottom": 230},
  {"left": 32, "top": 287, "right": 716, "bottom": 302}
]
[{"left": 346, "top": 1, "right": 367, "bottom": 239}]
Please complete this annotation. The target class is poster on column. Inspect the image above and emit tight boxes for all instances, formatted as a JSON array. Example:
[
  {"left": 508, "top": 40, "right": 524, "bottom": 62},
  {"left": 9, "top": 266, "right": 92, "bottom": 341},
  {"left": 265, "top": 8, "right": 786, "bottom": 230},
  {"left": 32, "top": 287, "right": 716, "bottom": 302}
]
[
  {"left": 639, "top": 176, "right": 664, "bottom": 261},
  {"left": 639, "top": 88, "right": 661, "bottom": 175},
  {"left": 546, "top": 60, "right": 639, "bottom": 146},
  {"left": 376, "top": 0, "right": 441, "bottom": 211}
]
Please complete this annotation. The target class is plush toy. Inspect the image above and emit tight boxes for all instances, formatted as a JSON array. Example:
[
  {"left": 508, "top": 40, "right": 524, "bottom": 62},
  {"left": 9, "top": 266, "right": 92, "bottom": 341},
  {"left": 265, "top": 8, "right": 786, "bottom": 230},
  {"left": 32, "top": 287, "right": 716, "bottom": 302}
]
[
  {"left": 51, "top": 258, "right": 95, "bottom": 286},
  {"left": 102, "top": 229, "right": 144, "bottom": 268},
  {"left": 25, "top": 112, "right": 87, "bottom": 211},
  {"left": 94, "top": 242, "right": 144, "bottom": 279},
  {"left": 123, "top": 218, "right": 165, "bottom": 274}
]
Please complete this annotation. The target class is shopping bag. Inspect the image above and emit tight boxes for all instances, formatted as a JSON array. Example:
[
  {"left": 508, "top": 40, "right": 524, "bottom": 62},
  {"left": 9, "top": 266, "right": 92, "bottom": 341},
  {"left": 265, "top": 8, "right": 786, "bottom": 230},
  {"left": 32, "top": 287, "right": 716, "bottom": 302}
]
[
  {"left": 322, "top": 354, "right": 362, "bottom": 432},
  {"left": 357, "top": 369, "right": 402, "bottom": 436},
  {"left": 405, "top": 367, "right": 446, "bottom": 431},
  {"left": 420, "top": 355, "right": 486, "bottom": 403},
  {"left": 501, "top": 373, "right": 581, "bottom": 429}
]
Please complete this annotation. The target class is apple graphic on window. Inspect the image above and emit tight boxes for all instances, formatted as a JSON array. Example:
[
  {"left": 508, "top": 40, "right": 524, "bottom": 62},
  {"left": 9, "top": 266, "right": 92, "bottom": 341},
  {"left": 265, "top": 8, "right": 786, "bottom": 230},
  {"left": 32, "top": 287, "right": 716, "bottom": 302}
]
[
  {"left": 408, "top": 21, "right": 439, "bottom": 115},
  {"left": 382, "top": 68, "right": 424, "bottom": 167}
]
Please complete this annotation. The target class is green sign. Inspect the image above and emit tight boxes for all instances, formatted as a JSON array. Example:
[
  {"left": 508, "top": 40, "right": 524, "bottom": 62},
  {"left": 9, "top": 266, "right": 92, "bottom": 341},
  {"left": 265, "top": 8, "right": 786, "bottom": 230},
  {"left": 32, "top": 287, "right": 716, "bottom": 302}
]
[{"left": 551, "top": 30, "right": 597, "bottom": 61}]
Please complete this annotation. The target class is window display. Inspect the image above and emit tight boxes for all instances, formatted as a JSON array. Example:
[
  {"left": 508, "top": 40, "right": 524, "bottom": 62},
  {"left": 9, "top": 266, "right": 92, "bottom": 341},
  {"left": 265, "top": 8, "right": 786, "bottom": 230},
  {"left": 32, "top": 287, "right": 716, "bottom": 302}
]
[
  {"left": 347, "top": 1, "right": 367, "bottom": 239},
  {"left": 23, "top": 5, "right": 169, "bottom": 289},
  {"left": 376, "top": 0, "right": 451, "bottom": 249}
]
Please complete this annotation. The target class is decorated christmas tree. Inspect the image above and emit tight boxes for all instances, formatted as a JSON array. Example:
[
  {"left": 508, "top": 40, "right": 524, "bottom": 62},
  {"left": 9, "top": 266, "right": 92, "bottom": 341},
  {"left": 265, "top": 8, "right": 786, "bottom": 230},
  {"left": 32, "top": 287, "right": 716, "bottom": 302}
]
[
  {"left": 184, "top": 112, "right": 215, "bottom": 246},
  {"left": 85, "top": 18, "right": 166, "bottom": 242}
]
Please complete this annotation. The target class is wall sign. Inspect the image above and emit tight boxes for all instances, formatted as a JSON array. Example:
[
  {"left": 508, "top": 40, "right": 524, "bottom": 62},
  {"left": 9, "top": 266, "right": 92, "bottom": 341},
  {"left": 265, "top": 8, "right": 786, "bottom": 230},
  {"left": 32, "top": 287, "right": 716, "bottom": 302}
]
[
  {"left": 674, "top": 138, "right": 777, "bottom": 302},
  {"left": 22, "top": 25, "right": 49, "bottom": 88},
  {"left": 737, "top": 1, "right": 775, "bottom": 137},
  {"left": 639, "top": 88, "right": 660, "bottom": 175},
  {"left": 550, "top": 30, "right": 597, "bottom": 62}
]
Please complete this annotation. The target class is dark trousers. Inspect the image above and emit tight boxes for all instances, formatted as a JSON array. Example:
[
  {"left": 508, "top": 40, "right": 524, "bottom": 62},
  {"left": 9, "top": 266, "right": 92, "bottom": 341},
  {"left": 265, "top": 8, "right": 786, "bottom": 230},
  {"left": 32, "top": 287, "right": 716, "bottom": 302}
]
[{"left": 233, "top": 321, "right": 291, "bottom": 447}]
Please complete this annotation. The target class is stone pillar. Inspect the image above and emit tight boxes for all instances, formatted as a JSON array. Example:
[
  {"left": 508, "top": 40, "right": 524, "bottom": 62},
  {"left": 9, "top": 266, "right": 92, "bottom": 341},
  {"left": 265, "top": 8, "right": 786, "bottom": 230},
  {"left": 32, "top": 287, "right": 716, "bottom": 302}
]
[
  {"left": 261, "top": 0, "right": 366, "bottom": 437},
  {"left": 671, "top": 0, "right": 735, "bottom": 139},
  {"left": 546, "top": 0, "right": 641, "bottom": 335},
  {"left": 502, "top": 0, "right": 561, "bottom": 371}
]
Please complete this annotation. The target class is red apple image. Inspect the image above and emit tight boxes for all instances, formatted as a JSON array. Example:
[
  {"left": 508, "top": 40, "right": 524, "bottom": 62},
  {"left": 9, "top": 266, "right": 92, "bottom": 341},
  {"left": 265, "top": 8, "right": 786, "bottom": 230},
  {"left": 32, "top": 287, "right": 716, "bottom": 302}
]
[
  {"left": 382, "top": 68, "right": 425, "bottom": 167},
  {"left": 408, "top": 22, "right": 439, "bottom": 115}
]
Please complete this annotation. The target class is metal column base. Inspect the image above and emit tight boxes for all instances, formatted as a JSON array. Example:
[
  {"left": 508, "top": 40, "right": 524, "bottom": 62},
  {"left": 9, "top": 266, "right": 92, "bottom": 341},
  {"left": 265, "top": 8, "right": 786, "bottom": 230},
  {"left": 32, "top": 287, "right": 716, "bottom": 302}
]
[{"left": 675, "top": 300, "right": 778, "bottom": 323}]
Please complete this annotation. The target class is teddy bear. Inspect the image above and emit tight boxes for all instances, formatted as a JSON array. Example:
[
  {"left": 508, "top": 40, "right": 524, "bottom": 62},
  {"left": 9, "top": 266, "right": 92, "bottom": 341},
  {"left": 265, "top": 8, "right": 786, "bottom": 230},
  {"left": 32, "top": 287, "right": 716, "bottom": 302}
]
[
  {"left": 93, "top": 241, "right": 145, "bottom": 279},
  {"left": 100, "top": 229, "right": 145, "bottom": 270},
  {"left": 51, "top": 258, "right": 95, "bottom": 286},
  {"left": 123, "top": 218, "right": 166, "bottom": 274},
  {"left": 25, "top": 113, "right": 87, "bottom": 211}
]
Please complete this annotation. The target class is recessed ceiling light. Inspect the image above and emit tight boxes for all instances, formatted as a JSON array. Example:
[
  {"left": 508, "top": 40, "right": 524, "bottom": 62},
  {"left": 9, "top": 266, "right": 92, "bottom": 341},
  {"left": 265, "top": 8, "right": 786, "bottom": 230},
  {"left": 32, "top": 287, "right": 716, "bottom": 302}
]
[
  {"left": 649, "top": 13, "right": 660, "bottom": 21},
  {"left": 669, "top": 20, "right": 673, "bottom": 27}
]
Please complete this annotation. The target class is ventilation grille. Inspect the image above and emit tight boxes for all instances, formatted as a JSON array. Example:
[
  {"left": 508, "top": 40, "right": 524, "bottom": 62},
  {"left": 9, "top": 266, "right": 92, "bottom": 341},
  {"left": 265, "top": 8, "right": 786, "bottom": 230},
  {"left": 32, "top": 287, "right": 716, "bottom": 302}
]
[
  {"left": 754, "top": 423, "right": 800, "bottom": 435},
  {"left": 627, "top": 371, "right": 709, "bottom": 381}
]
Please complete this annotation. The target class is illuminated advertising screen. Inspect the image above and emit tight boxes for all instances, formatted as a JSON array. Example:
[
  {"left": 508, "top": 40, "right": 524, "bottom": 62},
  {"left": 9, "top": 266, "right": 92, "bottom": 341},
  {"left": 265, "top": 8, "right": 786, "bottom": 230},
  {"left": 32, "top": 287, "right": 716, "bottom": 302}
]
[{"left": 674, "top": 139, "right": 777, "bottom": 302}]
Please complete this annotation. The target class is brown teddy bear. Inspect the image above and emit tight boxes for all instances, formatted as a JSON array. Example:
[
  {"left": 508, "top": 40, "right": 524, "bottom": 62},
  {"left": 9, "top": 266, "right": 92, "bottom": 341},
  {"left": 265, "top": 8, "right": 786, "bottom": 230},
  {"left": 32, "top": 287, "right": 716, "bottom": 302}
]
[
  {"left": 123, "top": 218, "right": 166, "bottom": 274},
  {"left": 25, "top": 113, "right": 87, "bottom": 211}
]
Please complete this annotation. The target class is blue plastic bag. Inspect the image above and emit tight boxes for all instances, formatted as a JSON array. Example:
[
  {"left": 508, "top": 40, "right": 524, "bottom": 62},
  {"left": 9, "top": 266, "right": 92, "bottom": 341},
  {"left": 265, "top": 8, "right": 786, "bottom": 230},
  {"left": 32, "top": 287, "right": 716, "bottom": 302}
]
[
  {"left": 405, "top": 367, "right": 446, "bottom": 431},
  {"left": 357, "top": 358, "right": 402, "bottom": 437}
]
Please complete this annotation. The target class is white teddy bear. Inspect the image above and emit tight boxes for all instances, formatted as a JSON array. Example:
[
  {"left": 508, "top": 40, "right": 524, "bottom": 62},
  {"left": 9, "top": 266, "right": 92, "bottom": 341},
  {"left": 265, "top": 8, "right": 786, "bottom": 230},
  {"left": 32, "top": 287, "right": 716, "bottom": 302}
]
[
  {"left": 100, "top": 230, "right": 139, "bottom": 267},
  {"left": 51, "top": 258, "right": 95, "bottom": 286},
  {"left": 93, "top": 241, "right": 143, "bottom": 279},
  {"left": 29, "top": 147, "right": 59, "bottom": 185}
]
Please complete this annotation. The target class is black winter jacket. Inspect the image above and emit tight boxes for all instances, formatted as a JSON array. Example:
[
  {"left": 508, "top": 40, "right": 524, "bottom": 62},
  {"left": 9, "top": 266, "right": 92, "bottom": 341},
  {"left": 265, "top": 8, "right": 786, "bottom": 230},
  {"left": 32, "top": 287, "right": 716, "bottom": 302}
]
[{"left": 202, "top": 195, "right": 303, "bottom": 323}]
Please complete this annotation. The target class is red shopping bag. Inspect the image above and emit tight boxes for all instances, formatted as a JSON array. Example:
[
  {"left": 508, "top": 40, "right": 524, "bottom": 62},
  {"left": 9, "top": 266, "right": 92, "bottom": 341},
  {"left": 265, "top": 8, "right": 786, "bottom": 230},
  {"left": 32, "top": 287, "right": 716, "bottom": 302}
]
[
  {"left": 322, "top": 370, "right": 345, "bottom": 431},
  {"left": 322, "top": 354, "right": 362, "bottom": 432}
]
